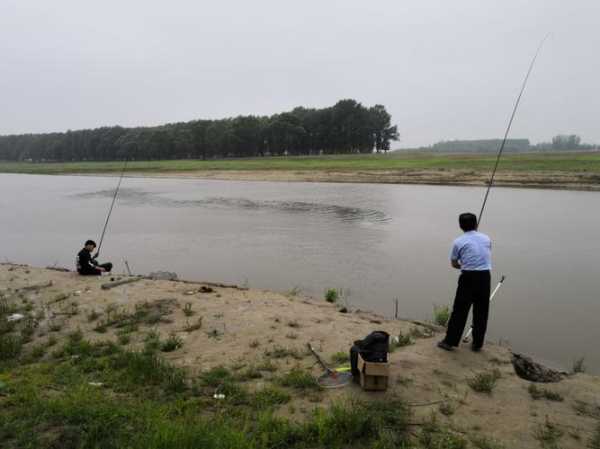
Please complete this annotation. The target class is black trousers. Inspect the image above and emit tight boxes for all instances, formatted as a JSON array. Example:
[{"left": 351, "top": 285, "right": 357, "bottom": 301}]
[
  {"left": 79, "top": 262, "right": 113, "bottom": 276},
  {"left": 443, "top": 270, "right": 491, "bottom": 348}
]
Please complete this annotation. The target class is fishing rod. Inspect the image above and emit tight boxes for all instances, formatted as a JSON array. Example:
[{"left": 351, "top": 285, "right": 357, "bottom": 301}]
[
  {"left": 95, "top": 159, "right": 128, "bottom": 258},
  {"left": 477, "top": 35, "right": 549, "bottom": 227}
]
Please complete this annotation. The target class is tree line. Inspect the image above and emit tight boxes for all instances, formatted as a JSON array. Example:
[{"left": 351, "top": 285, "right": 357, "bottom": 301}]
[
  {"left": 412, "top": 135, "right": 597, "bottom": 153},
  {"left": 0, "top": 99, "right": 398, "bottom": 162}
]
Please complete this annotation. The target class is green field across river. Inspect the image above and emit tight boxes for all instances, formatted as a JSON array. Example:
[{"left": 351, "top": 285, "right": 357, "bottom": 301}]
[{"left": 1, "top": 152, "right": 600, "bottom": 175}]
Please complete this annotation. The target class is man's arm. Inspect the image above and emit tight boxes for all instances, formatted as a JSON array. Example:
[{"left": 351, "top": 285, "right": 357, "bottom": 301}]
[{"left": 450, "top": 240, "right": 462, "bottom": 270}]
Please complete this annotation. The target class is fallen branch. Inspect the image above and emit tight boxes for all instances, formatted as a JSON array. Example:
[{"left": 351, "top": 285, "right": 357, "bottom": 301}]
[
  {"left": 46, "top": 266, "right": 71, "bottom": 272},
  {"left": 101, "top": 277, "right": 144, "bottom": 290},
  {"left": 19, "top": 281, "right": 53, "bottom": 292}
]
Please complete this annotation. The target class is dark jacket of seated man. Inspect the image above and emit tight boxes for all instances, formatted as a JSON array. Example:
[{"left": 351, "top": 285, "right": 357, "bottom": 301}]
[{"left": 77, "top": 240, "right": 112, "bottom": 276}]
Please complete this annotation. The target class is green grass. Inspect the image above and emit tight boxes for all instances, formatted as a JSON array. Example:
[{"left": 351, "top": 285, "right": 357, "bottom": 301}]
[
  {"left": 330, "top": 352, "right": 350, "bottom": 365},
  {"left": 4, "top": 151, "right": 600, "bottom": 176},
  {"left": 468, "top": 369, "right": 501, "bottom": 394},
  {"left": 0, "top": 325, "right": 510, "bottom": 449},
  {"left": 324, "top": 288, "right": 339, "bottom": 303},
  {"left": 433, "top": 305, "right": 450, "bottom": 327},
  {"left": 277, "top": 368, "right": 321, "bottom": 391}
]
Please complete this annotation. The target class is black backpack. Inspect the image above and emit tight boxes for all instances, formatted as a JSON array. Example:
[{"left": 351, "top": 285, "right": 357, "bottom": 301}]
[{"left": 350, "top": 331, "right": 390, "bottom": 377}]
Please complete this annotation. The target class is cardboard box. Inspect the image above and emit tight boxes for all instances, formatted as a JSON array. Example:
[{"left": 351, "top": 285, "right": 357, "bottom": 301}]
[{"left": 357, "top": 353, "right": 389, "bottom": 391}]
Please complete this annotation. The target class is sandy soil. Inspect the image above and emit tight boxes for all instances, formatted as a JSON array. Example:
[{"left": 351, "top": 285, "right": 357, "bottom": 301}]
[
  {"left": 104, "top": 169, "right": 600, "bottom": 191},
  {"left": 2, "top": 264, "right": 599, "bottom": 447}
]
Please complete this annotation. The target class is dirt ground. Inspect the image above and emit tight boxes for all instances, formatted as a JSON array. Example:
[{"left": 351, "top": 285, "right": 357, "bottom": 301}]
[
  {"left": 113, "top": 168, "right": 600, "bottom": 191},
  {"left": 2, "top": 264, "right": 599, "bottom": 447}
]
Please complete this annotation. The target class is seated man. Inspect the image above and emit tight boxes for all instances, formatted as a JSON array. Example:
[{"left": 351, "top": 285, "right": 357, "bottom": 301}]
[{"left": 76, "top": 240, "right": 112, "bottom": 275}]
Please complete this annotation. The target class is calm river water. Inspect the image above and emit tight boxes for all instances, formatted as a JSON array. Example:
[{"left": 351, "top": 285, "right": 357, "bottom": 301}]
[{"left": 1, "top": 174, "right": 599, "bottom": 373}]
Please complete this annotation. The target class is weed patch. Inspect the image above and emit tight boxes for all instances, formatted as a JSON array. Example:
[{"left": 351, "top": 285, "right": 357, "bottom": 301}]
[
  {"left": 277, "top": 368, "right": 320, "bottom": 391},
  {"left": 0, "top": 334, "right": 22, "bottom": 360},
  {"left": 528, "top": 383, "right": 564, "bottom": 402},
  {"left": 265, "top": 345, "right": 304, "bottom": 360},
  {"left": 330, "top": 351, "right": 350, "bottom": 364},
  {"left": 160, "top": 333, "right": 183, "bottom": 352},
  {"left": 324, "top": 288, "right": 339, "bottom": 303},
  {"left": 252, "top": 387, "right": 291, "bottom": 408},
  {"left": 470, "top": 434, "right": 505, "bottom": 449},
  {"left": 468, "top": 369, "right": 501, "bottom": 394},
  {"left": 534, "top": 420, "right": 564, "bottom": 448},
  {"left": 572, "top": 357, "right": 586, "bottom": 373},
  {"left": 199, "top": 366, "right": 232, "bottom": 387},
  {"left": 419, "top": 417, "right": 467, "bottom": 449},
  {"left": 433, "top": 305, "right": 450, "bottom": 327}
]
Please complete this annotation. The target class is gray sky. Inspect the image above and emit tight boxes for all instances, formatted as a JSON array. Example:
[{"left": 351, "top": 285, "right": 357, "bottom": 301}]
[{"left": 1, "top": 0, "right": 598, "bottom": 148}]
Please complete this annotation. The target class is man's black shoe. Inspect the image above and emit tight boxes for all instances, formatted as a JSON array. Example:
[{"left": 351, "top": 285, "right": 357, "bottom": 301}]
[
  {"left": 471, "top": 345, "right": 482, "bottom": 352},
  {"left": 437, "top": 341, "right": 453, "bottom": 351}
]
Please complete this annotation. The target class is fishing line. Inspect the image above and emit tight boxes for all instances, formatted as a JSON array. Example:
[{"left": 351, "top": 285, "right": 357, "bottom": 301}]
[
  {"left": 96, "top": 159, "right": 128, "bottom": 257},
  {"left": 477, "top": 35, "right": 549, "bottom": 227}
]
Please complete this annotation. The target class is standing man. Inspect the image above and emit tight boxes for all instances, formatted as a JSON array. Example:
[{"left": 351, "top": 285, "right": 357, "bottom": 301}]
[
  {"left": 76, "top": 240, "right": 113, "bottom": 276},
  {"left": 438, "top": 213, "right": 491, "bottom": 352}
]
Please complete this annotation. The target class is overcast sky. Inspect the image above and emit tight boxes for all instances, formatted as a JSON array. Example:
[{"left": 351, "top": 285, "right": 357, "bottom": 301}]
[{"left": 1, "top": 1, "right": 598, "bottom": 148}]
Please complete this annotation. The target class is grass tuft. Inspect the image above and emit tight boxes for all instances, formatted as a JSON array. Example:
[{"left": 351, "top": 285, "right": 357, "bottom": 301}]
[
  {"left": 324, "top": 288, "right": 339, "bottom": 303},
  {"left": 528, "top": 383, "right": 564, "bottom": 402},
  {"left": 418, "top": 416, "right": 467, "bottom": 449},
  {"left": 534, "top": 420, "right": 564, "bottom": 448},
  {"left": 265, "top": 345, "right": 304, "bottom": 360},
  {"left": 252, "top": 387, "right": 291, "bottom": 408},
  {"left": 330, "top": 351, "right": 350, "bottom": 365},
  {"left": 0, "top": 333, "right": 23, "bottom": 360},
  {"left": 470, "top": 434, "right": 506, "bottom": 449},
  {"left": 433, "top": 305, "right": 450, "bottom": 327},
  {"left": 87, "top": 309, "right": 100, "bottom": 322},
  {"left": 199, "top": 366, "right": 232, "bottom": 387},
  {"left": 468, "top": 369, "right": 501, "bottom": 394},
  {"left": 572, "top": 357, "right": 586, "bottom": 373},
  {"left": 277, "top": 368, "right": 321, "bottom": 391},
  {"left": 183, "top": 302, "right": 194, "bottom": 317},
  {"left": 160, "top": 333, "right": 183, "bottom": 352},
  {"left": 590, "top": 422, "right": 600, "bottom": 449}
]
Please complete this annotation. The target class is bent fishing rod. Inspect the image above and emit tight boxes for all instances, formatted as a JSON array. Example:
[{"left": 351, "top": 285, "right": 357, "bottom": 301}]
[
  {"left": 95, "top": 159, "right": 128, "bottom": 258},
  {"left": 477, "top": 35, "right": 549, "bottom": 227}
]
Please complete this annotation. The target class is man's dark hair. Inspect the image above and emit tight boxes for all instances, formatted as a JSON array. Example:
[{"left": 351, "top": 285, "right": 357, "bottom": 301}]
[
  {"left": 459, "top": 213, "right": 478, "bottom": 232},
  {"left": 85, "top": 240, "right": 97, "bottom": 247}
]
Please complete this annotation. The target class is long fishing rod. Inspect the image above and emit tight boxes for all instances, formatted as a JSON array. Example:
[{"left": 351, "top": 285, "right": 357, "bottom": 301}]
[
  {"left": 95, "top": 159, "right": 128, "bottom": 258},
  {"left": 477, "top": 35, "right": 549, "bottom": 227}
]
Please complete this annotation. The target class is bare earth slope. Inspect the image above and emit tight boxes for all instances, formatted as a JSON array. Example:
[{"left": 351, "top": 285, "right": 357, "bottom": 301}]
[{"left": 1, "top": 264, "right": 599, "bottom": 448}]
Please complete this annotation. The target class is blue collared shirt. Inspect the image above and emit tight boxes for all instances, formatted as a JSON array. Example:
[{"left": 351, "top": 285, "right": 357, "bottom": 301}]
[{"left": 450, "top": 231, "right": 492, "bottom": 271}]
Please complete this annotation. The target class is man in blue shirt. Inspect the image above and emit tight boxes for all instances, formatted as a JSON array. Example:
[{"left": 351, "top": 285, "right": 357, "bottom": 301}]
[{"left": 438, "top": 212, "right": 491, "bottom": 352}]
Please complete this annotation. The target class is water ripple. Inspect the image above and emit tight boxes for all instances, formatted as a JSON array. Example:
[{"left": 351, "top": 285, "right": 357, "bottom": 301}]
[{"left": 74, "top": 188, "right": 390, "bottom": 223}]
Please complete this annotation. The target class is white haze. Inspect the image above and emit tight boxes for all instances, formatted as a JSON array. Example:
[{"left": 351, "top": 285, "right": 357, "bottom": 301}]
[{"left": 0, "top": 0, "right": 598, "bottom": 148}]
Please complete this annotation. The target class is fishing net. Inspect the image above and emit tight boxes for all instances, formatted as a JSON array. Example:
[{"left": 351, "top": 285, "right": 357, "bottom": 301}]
[{"left": 317, "top": 371, "right": 353, "bottom": 388}]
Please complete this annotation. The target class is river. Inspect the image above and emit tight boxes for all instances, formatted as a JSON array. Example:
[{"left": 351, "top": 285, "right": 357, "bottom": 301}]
[{"left": 1, "top": 173, "right": 599, "bottom": 373}]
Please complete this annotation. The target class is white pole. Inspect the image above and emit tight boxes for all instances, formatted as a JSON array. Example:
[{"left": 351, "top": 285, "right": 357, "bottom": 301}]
[{"left": 462, "top": 275, "right": 506, "bottom": 343}]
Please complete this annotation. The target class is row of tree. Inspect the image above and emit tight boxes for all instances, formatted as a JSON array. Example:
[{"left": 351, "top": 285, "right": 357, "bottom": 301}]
[
  {"left": 414, "top": 135, "right": 596, "bottom": 153},
  {"left": 0, "top": 100, "right": 399, "bottom": 162},
  {"left": 430, "top": 139, "right": 531, "bottom": 153}
]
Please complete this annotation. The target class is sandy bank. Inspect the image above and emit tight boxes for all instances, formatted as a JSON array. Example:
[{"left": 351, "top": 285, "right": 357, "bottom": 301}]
[
  {"left": 1, "top": 264, "right": 599, "bottom": 448},
  {"left": 90, "top": 168, "right": 600, "bottom": 191}
]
